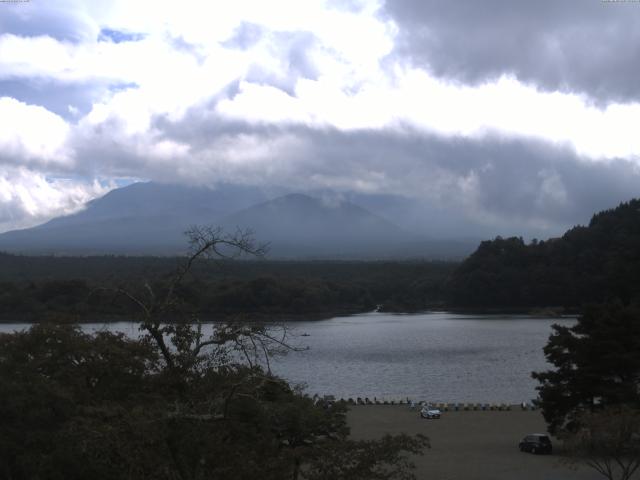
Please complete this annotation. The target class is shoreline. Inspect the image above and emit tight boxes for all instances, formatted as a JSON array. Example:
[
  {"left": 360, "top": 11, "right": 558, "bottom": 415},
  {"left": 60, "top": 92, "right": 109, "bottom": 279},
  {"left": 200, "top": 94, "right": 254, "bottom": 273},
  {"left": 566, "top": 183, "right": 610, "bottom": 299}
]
[
  {"left": 0, "top": 310, "right": 361, "bottom": 325},
  {"left": 0, "top": 307, "right": 578, "bottom": 325}
]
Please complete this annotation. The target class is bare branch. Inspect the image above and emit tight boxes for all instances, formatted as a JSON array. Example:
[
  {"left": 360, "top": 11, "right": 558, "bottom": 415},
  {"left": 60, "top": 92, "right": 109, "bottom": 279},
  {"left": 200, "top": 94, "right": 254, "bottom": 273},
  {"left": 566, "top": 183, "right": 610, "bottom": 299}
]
[
  {"left": 563, "top": 406, "right": 640, "bottom": 480},
  {"left": 106, "top": 226, "right": 295, "bottom": 376}
]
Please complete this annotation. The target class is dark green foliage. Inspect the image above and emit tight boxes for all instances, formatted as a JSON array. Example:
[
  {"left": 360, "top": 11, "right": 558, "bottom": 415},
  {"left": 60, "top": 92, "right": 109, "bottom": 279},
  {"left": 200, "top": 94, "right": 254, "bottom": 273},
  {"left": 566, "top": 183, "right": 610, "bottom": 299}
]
[
  {"left": 0, "top": 226, "right": 428, "bottom": 478},
  {"left": 0, "top": 324, "right": 158, "bottom": 479},
  {"left": 532, "top": 303, "right": 640, "bottom": 435},
  {"left": 0, "top": 323, "right": 427, "bottom": 479},
  {"left": 448, "top": 199, "right": 640, "bottom": 308},
  {"left": 0, "top": 258, "right": 455, "bottom": 321},
  {"left": 200, "top": 276, "right": 375, "bottom": 315}
]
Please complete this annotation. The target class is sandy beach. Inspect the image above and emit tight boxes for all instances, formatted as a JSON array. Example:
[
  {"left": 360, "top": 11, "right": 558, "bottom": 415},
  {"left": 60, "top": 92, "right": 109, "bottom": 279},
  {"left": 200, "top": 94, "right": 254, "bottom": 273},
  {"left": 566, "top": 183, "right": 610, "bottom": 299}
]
[{"left": 347, "top": 405, "right": 602, "bottom": 480}]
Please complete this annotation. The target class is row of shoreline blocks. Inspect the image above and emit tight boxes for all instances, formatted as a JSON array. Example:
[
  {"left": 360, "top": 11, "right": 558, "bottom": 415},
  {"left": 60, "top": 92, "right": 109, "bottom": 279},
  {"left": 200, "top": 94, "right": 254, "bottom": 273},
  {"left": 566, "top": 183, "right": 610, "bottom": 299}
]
[{"left": 338, "top": 397, "right": 538, "bottom": 410}]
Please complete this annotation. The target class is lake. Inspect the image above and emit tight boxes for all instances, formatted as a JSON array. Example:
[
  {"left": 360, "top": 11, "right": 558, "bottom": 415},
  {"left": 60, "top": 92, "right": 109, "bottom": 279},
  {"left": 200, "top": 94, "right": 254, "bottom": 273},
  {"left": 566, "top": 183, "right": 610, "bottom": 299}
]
[{"left": 0, "top": 312, "right": 574, "bottom": 404}]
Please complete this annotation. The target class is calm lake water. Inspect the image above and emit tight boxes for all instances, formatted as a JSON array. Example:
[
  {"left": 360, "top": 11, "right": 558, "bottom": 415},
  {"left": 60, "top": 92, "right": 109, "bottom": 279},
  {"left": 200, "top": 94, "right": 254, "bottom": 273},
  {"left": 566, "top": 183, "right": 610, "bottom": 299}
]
[{"left": 0, "top": 312, "right": 574, "bottom": 404}]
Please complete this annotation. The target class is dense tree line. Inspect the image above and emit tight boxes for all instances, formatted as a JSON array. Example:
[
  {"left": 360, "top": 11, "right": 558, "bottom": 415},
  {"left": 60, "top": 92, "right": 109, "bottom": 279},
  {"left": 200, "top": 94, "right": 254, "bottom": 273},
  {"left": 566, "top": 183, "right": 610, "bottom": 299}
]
[
  {"left": 0, "top": 277, "right": 373, "bottom": 321},
  {"left": 0, "top": 258, "right": 454, "bottom": 321},
  {"left": 0, "top": 253, "right": 455, "bottom": 285},
  {"left": 447, "top": 199, "right": 640, "bottom": 309}
]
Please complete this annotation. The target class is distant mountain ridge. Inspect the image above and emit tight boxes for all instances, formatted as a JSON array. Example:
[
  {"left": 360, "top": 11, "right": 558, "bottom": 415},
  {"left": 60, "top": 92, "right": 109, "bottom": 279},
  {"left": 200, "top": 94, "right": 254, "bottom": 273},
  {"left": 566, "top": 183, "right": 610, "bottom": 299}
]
[
  {"left": 220, "top": 193, "right": 419, "bottom": 257},
  {"left": 0, "top": 182, "right": 269, "bottom": 255},
  {"left": 0, "top": 182, "right": 476, "bottom": 259}
]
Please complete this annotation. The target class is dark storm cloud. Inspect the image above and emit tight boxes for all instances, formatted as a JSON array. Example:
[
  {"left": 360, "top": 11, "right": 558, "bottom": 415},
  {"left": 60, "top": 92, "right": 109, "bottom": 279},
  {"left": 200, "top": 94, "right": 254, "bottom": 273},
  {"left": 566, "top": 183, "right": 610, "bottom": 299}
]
[
  {"left": 382, "top": 0, "right": 640, "bottom": 103},
  {"left": 139, "top": 104, "right": 640, "bottom": 237},
  {"left": 279, "top": 128, "right": 640, "bottom": 232}
]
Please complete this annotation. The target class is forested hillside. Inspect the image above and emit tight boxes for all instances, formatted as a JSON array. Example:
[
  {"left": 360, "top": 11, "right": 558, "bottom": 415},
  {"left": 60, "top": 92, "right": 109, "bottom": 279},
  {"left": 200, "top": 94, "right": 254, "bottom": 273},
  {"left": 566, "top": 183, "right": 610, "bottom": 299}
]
[{"left": 448, "top": 199, "right": 640, "bottom": 308}]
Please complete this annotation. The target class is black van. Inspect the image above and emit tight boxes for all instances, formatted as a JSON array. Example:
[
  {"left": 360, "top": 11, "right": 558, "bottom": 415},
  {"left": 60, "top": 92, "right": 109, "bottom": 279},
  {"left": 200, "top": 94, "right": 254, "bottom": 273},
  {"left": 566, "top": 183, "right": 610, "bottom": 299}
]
[{"left": 518, "top": 434, "right": 553, "bottom": 454}]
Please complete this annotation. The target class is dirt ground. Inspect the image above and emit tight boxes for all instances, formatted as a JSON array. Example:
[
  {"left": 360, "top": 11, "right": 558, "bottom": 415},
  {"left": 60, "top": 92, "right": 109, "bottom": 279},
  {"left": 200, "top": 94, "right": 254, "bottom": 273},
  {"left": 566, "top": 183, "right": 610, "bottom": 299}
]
[{"left": 347, "top": 405, "right": 604, "bottom": 480}]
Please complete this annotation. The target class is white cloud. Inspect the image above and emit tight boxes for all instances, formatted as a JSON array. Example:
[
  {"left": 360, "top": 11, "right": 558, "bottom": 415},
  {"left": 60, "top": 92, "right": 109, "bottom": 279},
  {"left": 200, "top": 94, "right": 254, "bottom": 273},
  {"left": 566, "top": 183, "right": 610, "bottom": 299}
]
[
  {"left": 1, "top": 0, "right": 640, "bottom": 234},
  {"left": 0, "top": 97, "right": 71, "bottom": 166},
  {"left": 0, "top": 166, "right": 112, "bottom": 233},
  {"left": 217, "top": 65, "right": 640, "bottom": 162},
  {"left": 3, "top": 1, "right": 640, "bottom": 164},
  {"left": 393, "top": 72, "right": 640, "bottom": 161}
]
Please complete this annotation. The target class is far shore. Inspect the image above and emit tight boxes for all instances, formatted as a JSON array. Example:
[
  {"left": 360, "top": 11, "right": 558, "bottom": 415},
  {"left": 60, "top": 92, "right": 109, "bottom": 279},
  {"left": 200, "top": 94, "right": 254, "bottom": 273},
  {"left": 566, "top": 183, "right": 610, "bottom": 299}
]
[
  {"left": 0, "top": 307, "right": 578, "bottom": 325},
  {"left": 347, "top": 405, "right": 599, "bottom": 480},
  {"left": 0, "top": 310, "right": 359, "bottom": 325}
]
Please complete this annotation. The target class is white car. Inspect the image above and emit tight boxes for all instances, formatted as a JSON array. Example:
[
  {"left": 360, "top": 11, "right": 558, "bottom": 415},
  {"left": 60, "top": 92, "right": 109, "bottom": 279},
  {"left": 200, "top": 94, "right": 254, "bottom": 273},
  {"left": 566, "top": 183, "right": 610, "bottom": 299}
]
[{"left": 420, "top": 405, "right": 441, "bottom": 419}]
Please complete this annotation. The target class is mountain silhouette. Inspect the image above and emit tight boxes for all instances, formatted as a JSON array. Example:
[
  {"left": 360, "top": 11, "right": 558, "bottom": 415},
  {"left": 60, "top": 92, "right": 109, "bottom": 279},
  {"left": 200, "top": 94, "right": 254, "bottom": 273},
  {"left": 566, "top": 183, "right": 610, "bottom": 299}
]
[
  {"left": 220, "top": 193, "right": 418, "bottom": 258},
  {"left": 0, "top": 182, "right": 475, "bottom": 258},
  {"left": 0, "top": 182, "right": 268, "bottom": 255}
]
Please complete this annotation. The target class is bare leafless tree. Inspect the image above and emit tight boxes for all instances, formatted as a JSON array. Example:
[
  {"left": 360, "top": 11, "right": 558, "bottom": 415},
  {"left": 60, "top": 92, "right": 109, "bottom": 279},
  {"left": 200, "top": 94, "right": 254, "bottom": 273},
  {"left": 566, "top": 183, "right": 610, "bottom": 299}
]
[
  {"left": 562, "top": 406, "right": 640, "bottom": 480},
  {"left": 115, "top": 226, "right": 300, "bottom": 373}
]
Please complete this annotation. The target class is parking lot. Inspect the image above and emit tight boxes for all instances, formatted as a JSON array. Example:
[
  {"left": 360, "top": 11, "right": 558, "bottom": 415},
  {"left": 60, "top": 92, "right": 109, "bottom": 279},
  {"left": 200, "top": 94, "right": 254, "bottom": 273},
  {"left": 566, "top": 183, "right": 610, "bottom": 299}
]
[{"left": 347, "top": 405, "right": 602, "bottom": 480}]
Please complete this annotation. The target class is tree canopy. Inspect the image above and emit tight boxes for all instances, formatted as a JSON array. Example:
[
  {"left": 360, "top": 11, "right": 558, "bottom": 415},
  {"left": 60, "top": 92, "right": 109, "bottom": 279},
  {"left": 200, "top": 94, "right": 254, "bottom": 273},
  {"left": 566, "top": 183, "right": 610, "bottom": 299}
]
[
  {"left": 0, "top": 227, "right": 429, "bottom": 479},
  {"left": 533, "top": 303, "right": 640, "bottom": 435},
  {"left": 448, "top": 199, "right": 640, "bottom": 309}
]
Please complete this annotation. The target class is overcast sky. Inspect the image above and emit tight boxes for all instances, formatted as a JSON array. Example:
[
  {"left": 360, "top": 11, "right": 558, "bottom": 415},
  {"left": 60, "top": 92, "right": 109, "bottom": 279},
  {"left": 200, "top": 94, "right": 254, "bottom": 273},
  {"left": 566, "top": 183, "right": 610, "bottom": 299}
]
[{"left": 1, "top": 0, "right": 639, "bottom": 237}]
